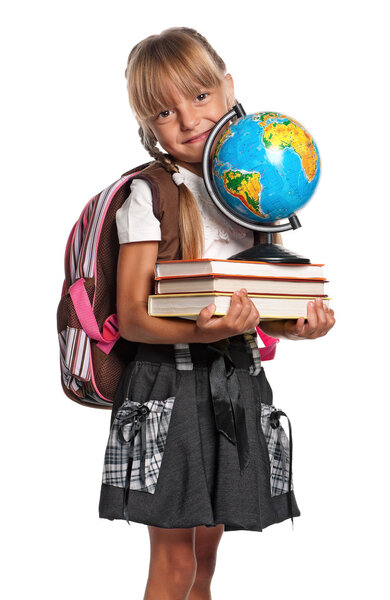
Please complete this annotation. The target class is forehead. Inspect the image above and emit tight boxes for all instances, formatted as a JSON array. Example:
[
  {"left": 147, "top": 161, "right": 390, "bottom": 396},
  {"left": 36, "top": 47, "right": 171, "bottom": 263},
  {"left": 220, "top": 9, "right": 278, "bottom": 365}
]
[
  {"left": 160, "top": 83, "right": 205, "bottom": 105},
  {"left": 137, "top": 66, "right": 224, "bottom": 120}
]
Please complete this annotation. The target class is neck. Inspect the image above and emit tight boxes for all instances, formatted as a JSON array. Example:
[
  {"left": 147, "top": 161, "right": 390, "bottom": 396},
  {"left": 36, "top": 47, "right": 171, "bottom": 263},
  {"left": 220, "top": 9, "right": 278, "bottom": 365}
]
[{"left": 176, "top": 159, "right": 203, "bottom": 178}]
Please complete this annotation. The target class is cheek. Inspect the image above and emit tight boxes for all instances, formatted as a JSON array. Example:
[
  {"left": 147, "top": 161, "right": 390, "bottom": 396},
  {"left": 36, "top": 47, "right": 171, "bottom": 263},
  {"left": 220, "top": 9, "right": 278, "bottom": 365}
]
[
  {"left": 214, "top": 98, "right": 229, "bottom": 116},
  {"left": 162, "top": 137, "right": 176, "bottom": 150},
  {"left": 155, "top": 132, "right": 171, "bottom": 149},
  {"left": 210, "top": 105, "right": 228, "bottom": 124}
]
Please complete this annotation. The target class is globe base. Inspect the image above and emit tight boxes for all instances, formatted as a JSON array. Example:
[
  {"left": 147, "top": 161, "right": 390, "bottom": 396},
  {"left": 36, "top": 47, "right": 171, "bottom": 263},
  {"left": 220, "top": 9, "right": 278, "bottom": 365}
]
[{"left": 228, "top": 243, "right": 311, "bottom": 264}]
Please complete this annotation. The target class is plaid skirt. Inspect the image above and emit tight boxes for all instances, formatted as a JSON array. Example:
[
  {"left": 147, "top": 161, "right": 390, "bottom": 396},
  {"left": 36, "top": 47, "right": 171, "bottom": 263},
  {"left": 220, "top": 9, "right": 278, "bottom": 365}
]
[{"left": 98, "top": 331, "right": 301, "bottom": 532}]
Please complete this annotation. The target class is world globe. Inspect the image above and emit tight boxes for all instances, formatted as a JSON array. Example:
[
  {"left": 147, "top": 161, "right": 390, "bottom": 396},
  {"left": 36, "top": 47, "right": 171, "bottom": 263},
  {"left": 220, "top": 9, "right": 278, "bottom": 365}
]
[{"left": 212, "top": 112, "right": 321, "bottom": 225}]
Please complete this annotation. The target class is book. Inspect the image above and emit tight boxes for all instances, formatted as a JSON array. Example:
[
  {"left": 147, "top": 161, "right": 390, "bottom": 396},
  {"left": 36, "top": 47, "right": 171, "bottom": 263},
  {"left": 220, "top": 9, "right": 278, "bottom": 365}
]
[
  {"left": 155, "top": 273, "right": 328, "bottom": 296},
  {"left": 155, "top": 258, "right": 325, "bottom": 279},
  {"left": 148, "top": 292, "right": 332, "bottom": 320}
]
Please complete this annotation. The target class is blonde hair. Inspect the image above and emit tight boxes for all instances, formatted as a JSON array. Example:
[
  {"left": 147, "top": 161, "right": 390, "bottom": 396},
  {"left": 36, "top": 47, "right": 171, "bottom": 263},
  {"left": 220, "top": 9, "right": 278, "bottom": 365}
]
[
  {"left": 124, "top": 28, "right": 283, "bottom": 256},
  {"left": 124, "top": 27, "right": 234, "bottom": 259}
]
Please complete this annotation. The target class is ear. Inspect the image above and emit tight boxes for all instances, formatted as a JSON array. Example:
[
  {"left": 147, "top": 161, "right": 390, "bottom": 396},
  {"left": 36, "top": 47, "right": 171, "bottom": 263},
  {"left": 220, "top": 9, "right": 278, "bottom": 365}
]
[{"left": 224, "top": 73, "right": 235, "bottom": 108}]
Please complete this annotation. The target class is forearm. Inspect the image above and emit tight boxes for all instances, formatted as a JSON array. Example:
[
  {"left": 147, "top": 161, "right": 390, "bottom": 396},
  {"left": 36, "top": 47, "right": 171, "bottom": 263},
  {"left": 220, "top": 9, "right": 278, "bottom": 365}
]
[
  {"left": 119, "top": 301, "right": 207, "bottom": 344},
  {"left": 259, "top": 319, "right": 290, "bottom": 340}
]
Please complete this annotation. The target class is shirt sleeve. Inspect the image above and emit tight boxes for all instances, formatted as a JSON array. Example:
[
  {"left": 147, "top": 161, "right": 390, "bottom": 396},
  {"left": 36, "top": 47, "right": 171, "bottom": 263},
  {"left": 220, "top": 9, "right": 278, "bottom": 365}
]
[{"left": 115, "top": 178, "right": 162, "bottom": 244}]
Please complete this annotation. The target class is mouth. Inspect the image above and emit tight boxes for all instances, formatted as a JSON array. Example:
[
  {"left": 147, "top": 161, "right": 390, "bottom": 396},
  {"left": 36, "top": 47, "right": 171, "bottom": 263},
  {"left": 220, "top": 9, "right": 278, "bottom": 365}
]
[{"left": 184, "top": 129, "right": 212, "bottom": 144}]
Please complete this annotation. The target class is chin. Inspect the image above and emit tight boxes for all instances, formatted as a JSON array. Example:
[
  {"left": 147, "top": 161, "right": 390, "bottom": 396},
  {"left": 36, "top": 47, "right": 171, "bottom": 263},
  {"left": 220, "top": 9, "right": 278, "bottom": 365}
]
[{"left": 179, "top": 154, "right": 202, "bottom": 165}]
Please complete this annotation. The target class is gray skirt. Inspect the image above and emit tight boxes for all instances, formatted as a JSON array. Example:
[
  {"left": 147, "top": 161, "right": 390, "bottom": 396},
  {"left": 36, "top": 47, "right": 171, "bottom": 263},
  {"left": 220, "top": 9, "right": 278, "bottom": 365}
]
[{"left": 98, "top": 332, "right": 301, "bottom": 532}]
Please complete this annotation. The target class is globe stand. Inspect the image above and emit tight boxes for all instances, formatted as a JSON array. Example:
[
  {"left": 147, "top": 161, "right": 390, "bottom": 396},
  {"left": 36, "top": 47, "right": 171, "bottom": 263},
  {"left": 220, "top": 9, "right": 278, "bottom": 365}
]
[
  {"left": 202, "top": 103, "right": 311, "bottom": 264},
  {"left": 229, "top": 242, "right": 311, "bottom": 264}
]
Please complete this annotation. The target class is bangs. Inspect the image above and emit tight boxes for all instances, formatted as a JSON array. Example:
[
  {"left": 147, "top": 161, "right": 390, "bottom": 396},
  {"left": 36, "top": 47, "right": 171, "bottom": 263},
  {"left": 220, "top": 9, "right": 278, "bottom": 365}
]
[{"left": 127, "top": 36, "right": 225, "bottom": 121}]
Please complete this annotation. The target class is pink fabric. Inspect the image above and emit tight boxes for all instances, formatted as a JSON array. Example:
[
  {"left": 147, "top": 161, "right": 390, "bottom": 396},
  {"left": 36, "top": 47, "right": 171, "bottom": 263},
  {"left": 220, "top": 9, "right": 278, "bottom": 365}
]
[
  {"left": 256, "top": 326, "right": 279, "bottom": 361},
  {"left": 97, "top": 315, "right": 120, "bottom": 354},
  {"left": 69, "top": 278, "right": 120, "bottom": 354},
  {"left": 82, "top": 208, "right": 88, "bottom": 231}
]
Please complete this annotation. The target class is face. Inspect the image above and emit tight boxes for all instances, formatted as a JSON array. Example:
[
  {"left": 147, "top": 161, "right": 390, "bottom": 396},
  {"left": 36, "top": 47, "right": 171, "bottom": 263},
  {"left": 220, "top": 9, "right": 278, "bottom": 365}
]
[{"left": 145, "top": 74, "right": 235, "bottom": 176}]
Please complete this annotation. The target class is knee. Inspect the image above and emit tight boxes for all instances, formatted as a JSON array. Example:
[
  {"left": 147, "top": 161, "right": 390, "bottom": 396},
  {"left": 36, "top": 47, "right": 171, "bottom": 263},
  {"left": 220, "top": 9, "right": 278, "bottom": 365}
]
[
  {"left": 194, "top": 552, "right": 217, "bottom": 583},
  {"left": 153, "top": 546, "right": 197, "bottom": 587},
  {"left": 172, "top": 551, "right": 197, "bottom": 583}
]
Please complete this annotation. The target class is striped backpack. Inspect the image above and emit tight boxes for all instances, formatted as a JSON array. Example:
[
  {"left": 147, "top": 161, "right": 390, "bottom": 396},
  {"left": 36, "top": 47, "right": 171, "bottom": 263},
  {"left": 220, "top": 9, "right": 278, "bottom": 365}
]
[
  {"left": 57, "top": 162, "right": 151, "bottom": 409},
  {"left": 56, "top": 163, "right": 280, "bottom": 410}
]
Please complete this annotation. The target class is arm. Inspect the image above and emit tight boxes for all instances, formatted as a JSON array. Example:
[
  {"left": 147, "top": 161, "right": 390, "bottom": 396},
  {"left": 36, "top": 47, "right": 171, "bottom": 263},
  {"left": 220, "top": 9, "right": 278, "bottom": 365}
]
[
  {"left": 116, "top": 241, "right": 262, "bottom": 345},
  {"left": 117, "top": 240, "right": 205, "bottom": 344}
]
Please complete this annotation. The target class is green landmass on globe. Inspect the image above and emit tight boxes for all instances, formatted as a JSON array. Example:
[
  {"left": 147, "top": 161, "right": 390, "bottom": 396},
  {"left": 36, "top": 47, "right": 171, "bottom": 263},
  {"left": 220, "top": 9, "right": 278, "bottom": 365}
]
[{"left": 212, "top": 112, "right": 321, "bottom": 224}]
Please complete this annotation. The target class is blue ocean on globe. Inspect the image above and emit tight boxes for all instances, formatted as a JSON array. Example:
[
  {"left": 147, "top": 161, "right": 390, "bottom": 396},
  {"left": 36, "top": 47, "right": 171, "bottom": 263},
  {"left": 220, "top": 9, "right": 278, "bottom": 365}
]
[{"left": 212, "top": 112, "right": 321, "bottom": 224}]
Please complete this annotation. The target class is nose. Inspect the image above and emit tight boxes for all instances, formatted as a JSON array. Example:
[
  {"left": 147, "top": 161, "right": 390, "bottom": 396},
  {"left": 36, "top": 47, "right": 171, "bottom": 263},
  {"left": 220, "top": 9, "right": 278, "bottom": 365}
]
[{"left": 178, "top": 104, "right": 200, "bottom": 130}]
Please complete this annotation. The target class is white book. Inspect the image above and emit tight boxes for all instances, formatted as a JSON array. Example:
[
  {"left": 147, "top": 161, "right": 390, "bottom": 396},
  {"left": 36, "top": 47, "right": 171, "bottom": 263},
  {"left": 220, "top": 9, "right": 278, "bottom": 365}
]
[
  {"left": 148, "top": 292, "right": 332, "bottom": 320},
  {"left": 155, "top": 258, "right": 325, "bottom": 279},
  {"left": 155, "top": 275, "right": 327, "bottom": 296}
]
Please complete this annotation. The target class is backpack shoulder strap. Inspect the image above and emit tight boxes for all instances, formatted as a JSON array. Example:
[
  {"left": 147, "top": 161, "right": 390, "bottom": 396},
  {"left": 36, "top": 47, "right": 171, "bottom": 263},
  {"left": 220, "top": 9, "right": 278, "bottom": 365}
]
[{"left": 121, "top": 161, "right": 154, "bottom": 178}]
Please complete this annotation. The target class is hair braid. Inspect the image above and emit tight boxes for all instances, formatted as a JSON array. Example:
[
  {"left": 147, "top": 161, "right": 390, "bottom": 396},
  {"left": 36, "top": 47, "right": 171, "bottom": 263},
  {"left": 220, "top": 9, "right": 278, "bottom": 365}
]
[{"left": 138, "top": 125, "right": 205, "bottom": 259}]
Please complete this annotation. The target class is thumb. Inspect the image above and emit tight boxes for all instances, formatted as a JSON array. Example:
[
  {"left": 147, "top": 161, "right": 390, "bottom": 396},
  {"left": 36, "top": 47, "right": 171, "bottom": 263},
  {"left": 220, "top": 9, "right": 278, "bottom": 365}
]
[
  {"left": 204, "top": 303, "right": 216, "bottom": 317},
  {"left": 197, "top": 303, "right": 216, "bottom": 323}
]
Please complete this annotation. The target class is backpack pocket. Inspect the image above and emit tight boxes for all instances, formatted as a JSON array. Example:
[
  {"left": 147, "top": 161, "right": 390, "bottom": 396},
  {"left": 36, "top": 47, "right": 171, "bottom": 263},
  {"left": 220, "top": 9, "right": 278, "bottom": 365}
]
[
  {"left": 58, "top": 326, "right": 92, "bottom": 381},
  {"left": 102, "top": 394, "right": 176, "bottom": 495},
  {"left": 260, "top": 403, "right": 294, "bottom": 497}
]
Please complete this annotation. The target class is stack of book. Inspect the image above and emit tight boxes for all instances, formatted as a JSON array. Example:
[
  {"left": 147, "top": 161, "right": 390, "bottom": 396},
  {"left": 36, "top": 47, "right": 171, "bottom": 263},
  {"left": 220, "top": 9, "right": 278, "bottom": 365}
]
[{"left": 148, "top": 258, "right": 331, "bottom": 321}]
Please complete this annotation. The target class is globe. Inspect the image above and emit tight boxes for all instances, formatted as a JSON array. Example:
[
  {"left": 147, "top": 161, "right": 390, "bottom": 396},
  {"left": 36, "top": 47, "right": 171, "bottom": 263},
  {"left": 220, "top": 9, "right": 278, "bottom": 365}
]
[{"left": 212, "top": 112, "right": 321, "bottom": 225}]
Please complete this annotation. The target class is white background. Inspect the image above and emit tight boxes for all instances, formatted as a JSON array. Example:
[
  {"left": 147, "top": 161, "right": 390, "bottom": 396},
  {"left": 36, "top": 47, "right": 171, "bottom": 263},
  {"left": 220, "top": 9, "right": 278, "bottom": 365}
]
[{"left": 2, "top": 0, "right": 389, "bottom": 598}]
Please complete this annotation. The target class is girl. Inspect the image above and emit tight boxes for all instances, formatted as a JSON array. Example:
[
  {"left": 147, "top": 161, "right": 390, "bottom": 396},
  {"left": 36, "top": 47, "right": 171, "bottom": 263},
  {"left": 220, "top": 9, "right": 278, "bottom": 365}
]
[{"left": 99, "top": 27, "right": 335, "bottom": 600}]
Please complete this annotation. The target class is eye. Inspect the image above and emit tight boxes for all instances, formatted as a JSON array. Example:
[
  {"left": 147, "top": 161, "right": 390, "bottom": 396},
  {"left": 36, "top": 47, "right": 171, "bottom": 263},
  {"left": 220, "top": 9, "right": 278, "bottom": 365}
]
[
  {"left": 196, "top": 92, "right": 209, "bottom": 102},
  {"left": 156, "top": 109, "right": 173, "bottom": 120}
]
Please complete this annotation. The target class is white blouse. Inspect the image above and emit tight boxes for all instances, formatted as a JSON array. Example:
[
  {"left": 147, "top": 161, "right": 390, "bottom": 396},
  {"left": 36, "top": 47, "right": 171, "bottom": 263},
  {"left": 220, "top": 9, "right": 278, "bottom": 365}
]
[{"left": 115, "top": 164, "right": 254, "bottom": 260}]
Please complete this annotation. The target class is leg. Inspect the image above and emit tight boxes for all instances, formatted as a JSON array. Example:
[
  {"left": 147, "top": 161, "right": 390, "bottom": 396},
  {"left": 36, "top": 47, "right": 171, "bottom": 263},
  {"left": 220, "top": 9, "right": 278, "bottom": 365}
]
[
  {"left": 188, "top": 524, "right": 224, "bottom": 600},
  {"left": 144, "top": 525, "right": 197, "bottom": 600}
]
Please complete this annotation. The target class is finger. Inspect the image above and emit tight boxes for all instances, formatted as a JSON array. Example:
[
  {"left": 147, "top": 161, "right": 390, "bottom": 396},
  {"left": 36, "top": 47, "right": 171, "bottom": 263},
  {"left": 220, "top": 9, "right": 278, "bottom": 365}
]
[
  {"left": 296, "top": 317, "right": 306, "bottom": 334},
  {"left": 306, "top": 301, "right": 318, "bottom": 335},
  {"left": 233, "top": 300, "right": 253, "bottom": 331},
  {"left": 285, "top": 316, "right": 306, "bottom": 338},
  {"left": 226, "top": 291, "right": 244, "bottom": 320},
  {"left": 315, "top": 299, "right": 337, "bottom": 337},
  {"left": 314, "top": 298, "right": 328, "bottom": 335},
  {"left": 326, "top": 309, "right": 336, "bottom": 329},
  {"left": 243, "top": 304, "right": 261, "bottom": 331},
  {"left": 323, "top": 304, "right": 334, "bottom": 329},
  {"left": 196, "top": 302, "right": 216, "bottom": 326}
]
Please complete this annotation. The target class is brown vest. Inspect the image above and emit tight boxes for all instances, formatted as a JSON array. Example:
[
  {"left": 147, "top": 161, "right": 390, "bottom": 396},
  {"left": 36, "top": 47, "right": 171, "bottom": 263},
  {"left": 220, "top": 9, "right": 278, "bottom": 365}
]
[
  {"left": 132, "top": 161, "right": 182, "bottom": 261},
  {"left": 123, "top": 161, "right": 282, "bottom": 261}
]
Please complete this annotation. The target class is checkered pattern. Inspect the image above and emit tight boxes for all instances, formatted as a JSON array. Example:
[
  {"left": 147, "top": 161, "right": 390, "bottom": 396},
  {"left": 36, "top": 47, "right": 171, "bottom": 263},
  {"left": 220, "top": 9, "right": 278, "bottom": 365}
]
[
  {"left": 102, "top": 396, "right": 175, "bottom": 494},
  {"left": 174, "top": 343, "right": 194, "bottom": 370},
  {"left": 260, "top": 404, "right": 293, "bottom": 496},
  {"left": 243, "top": 330, "right": 262, "bottom": 376}
]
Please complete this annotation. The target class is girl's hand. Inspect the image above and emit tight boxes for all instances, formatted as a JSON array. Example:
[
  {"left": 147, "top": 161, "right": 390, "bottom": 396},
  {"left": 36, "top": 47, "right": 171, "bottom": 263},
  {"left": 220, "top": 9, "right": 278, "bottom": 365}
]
[
  {"left": 283, "top": 297, "right": 336, "bottom": 340},
  {"left": 195, "top": 288, "right": 260, "bottom": 343}
]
